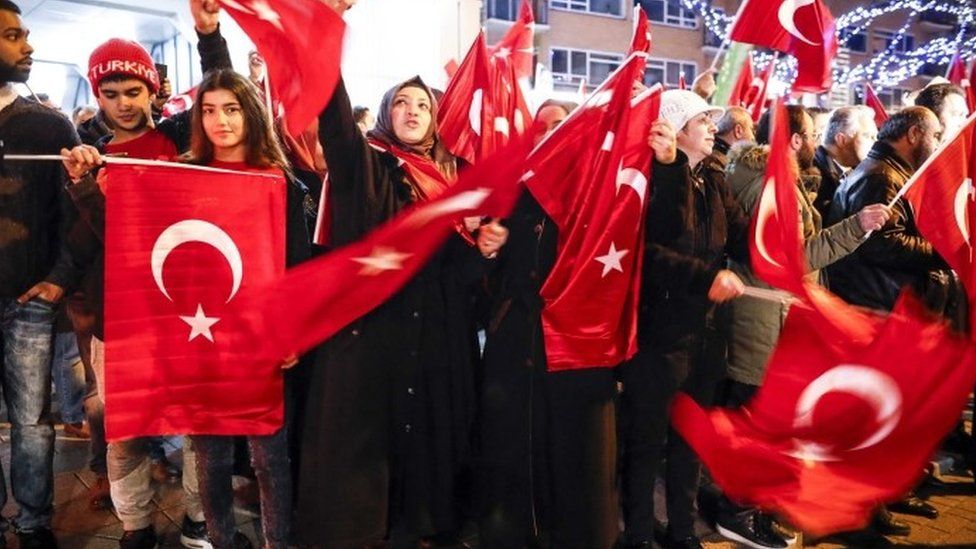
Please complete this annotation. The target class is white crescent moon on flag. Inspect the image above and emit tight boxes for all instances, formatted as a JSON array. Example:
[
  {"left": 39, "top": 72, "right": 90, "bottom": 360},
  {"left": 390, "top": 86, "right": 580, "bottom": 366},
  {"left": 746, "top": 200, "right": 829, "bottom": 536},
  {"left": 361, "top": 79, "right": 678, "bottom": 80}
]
[
  {"left": 754, "top": 178, "right": 784, "bottom": 268},
  {"left": 787, "top": 364, "right": 903, "bottom": 462},
  {"left": 778, "top": 0, "right": 821, "bottom": 47},
  {"left": 954, "top": 178, "right": 973, "bottom": 244},
  {"left": 616, "top": 166, "right": 648, "bottom": 203},
  {"left": 469, "top": 89, "right": 484, "bottom": 136},
  {"left": 151, "top": 219, "right": 244, "bottom": 304}
]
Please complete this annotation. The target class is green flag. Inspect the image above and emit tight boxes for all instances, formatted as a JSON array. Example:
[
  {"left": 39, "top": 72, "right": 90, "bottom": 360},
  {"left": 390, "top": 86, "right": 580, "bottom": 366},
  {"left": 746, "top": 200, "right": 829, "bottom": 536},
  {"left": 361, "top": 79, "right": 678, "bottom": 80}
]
[{"left": 712, "top": 42, "right": 753, "bottom": 106}]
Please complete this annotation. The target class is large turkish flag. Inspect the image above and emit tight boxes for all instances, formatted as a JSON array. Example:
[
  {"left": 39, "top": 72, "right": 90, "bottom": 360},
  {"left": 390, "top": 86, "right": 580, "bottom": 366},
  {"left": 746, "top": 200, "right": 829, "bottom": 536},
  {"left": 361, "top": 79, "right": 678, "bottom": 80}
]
[
  {"left": 672, "top": 293, "right": 976, "bottom": 535},
  {"left": 103, "top": 163, "right": 286, "bottom": 441}
]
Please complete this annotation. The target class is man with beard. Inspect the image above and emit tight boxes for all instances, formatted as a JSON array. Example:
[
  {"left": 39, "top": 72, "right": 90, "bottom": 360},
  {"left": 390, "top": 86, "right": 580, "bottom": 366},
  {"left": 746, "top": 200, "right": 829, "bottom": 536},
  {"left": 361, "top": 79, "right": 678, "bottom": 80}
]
[
  {"left": 0, "top": 1, "right": 81, "bottom": 546},
  {"left": 914, "top": 83, "right": 970, "bottom": 143},
  {"left": 714, "top": 105, "right": 889, "bottom": 549},
  {"left": 812, "top": 106, "right": 878, "bottom": 218}
]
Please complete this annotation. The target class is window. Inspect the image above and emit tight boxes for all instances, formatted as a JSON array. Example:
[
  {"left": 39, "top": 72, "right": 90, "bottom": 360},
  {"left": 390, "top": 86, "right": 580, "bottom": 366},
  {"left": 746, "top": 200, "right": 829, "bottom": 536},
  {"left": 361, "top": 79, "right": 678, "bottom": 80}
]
[
  {"left": 550, "top": 0, "right": 622, "bottom": 17},
  {"left": 703, "top": 7, "right": 724, "bottom": 47},
  {"left": 840, "top": 28, "right": 867, "bottom": 53},
  {"left": 638, "top": 0, "right": 698, "bottom": 29},
  {"left": 644, "top": 58, "right": 697, "bottom": 88},
  {"left": 550, "top": 47, "right": 624, "bottom": 87},
  {"left": 874, "top": 30, "right": 915, "bottom": 54}
]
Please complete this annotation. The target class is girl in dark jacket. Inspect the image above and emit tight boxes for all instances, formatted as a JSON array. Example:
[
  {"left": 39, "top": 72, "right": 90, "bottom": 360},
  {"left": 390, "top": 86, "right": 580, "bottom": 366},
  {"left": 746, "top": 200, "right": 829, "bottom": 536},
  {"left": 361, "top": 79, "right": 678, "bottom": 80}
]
[
  {"left": 186, "top": 68, "right": 311, "bottom": 549},
  {"left": 295, "top": 76, "right": 506, "bottom": 548}
]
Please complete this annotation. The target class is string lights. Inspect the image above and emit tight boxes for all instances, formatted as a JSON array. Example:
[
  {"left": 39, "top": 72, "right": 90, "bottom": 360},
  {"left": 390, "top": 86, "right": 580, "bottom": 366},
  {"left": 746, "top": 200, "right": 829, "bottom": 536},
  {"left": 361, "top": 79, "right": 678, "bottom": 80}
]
[{"left": 678, "top": 0, "right": 976, "bottom": 94}]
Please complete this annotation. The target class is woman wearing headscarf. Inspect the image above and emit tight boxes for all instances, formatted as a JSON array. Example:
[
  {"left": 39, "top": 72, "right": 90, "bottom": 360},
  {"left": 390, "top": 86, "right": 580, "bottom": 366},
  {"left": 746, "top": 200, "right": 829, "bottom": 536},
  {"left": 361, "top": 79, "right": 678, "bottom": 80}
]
[{"left": 294, "top": 74, "right": 507, "bottom": 549}]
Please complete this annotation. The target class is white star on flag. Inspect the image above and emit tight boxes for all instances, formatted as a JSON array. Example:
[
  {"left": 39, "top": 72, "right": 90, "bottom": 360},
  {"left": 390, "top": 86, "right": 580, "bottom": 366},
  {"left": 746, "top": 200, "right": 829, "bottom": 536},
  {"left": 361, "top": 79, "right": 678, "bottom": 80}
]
[
  {"left": 494, "top": 47, "right": 512, "bottom": 60},
  {"left": 249, "top": 0, "right": 284, "bottom": 31},
  {"left": 594, "top": 242, "right": 629, "bottom": 277},
  {"left": 179, "top": 304, "right": 220, "bottom": 343},
  {"left": 352, "top": 247, "right": 413, "bottom": 275}
]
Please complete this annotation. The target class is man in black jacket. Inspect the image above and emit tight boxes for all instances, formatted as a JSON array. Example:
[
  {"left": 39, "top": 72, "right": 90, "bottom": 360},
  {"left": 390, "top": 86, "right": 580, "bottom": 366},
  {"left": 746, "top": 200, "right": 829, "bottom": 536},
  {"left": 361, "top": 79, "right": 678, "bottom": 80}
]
[
  {"left": 812, "top": 105, "right": 877, "bottom": 218},
  {"left": 0, "top": 2, "right": 80, "bottom": 547}
]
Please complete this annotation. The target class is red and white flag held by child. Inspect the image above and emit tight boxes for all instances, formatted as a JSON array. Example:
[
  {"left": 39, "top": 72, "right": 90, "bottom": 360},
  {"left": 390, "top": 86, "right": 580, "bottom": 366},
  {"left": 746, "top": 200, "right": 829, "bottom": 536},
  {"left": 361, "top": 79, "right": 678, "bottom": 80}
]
[
  {"left": 220, "top": 0, "right": 345, "bottom": 136},
  {"left": 103, "top": 163, "right": 288, "bottom": 441}
]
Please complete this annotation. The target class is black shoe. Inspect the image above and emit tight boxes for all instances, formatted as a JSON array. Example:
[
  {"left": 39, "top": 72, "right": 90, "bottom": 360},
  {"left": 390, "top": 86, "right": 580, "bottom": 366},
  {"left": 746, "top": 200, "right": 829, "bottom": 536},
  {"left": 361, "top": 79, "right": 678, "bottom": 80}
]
[
  {"left": 17, "top": 528, "right": 57, "bottom": 549},
  {"left": 661, "top": 535, "right": 701, "bottom": 549},
  {"left": 872, "top": 508, "right": 911, "bottom": 537},
  {"left": 716, "top": 511, "right": 788, "bottom": 549},
  {"left": 232, "top": 532, "right": 253, "bottom": 549},
  {"left": 179, "top": 516, "right": 212, "bottom": 549},
  {"left": 120, "top": 527, "right": 158, "bottom": 549},
  {"left": 888, "top": 495, "right": 938, "bottom": 519},
  {"left": 823, "top": 529, "right": 893, "bottom": 548}
]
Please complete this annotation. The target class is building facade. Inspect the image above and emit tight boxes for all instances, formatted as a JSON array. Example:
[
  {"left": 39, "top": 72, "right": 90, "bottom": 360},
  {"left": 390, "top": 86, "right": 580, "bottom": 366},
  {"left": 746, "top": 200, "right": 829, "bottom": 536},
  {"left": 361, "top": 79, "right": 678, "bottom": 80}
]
[{"left": 485, "top": 0, "right": 964, "bottom": 108}]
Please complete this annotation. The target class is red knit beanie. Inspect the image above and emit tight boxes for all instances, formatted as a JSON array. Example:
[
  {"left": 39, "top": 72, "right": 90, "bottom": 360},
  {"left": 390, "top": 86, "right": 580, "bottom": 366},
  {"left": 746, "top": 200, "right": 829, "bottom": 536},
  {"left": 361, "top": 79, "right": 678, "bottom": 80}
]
[{"left": 87, "top": 39, "right": 160, "bottom": 97}]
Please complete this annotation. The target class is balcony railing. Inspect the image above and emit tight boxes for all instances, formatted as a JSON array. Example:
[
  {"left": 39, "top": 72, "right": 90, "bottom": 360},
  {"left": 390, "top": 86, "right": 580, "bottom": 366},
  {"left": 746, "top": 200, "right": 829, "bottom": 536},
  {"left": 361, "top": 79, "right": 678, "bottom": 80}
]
[{"left": 486, "top": 0, "right": 548, "bottom": 25}]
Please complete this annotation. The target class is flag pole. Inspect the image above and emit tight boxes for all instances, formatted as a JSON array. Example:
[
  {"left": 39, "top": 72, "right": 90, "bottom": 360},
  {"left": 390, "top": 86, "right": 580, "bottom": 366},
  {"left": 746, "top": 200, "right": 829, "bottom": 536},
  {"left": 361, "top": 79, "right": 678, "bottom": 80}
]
[{"left": 709, "top": 0, "right": 751, "bottom": 71}]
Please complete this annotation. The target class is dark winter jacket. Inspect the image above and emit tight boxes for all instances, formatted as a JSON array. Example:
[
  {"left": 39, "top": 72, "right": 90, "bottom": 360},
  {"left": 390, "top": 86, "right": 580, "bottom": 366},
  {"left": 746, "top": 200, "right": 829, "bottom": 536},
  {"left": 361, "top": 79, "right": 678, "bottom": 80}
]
[
  {"left": 296, "top": 78, "right": 485, "bottom": 546},
  {"left": 826, "top": 140, "right": 956, "bottom": 314},
  {"left": 638, "top": 150, "right": 750, "bottom": 345},
  {"left": 724, "top": 143, "right": 866, "bottom": 385},
  {"left": 0, "top": 96, "right": 82, "bottom": 299},
  {"left": 812, "top": 145, "right": 847, "bottom": 219}
]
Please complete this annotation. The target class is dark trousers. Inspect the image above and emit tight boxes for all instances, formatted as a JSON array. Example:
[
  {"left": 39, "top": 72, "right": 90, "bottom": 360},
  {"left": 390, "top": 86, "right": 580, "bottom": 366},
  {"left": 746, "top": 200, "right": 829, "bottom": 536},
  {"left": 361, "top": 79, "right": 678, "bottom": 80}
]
[
  {"left": 619, "top": 328, "right": 725, "bottom": 542},
  {"left": 479, "top": 312, "right": 618, "bottom": 549},
  {"left": 193, "top": 428, "right": 291, "bottom": 549}
]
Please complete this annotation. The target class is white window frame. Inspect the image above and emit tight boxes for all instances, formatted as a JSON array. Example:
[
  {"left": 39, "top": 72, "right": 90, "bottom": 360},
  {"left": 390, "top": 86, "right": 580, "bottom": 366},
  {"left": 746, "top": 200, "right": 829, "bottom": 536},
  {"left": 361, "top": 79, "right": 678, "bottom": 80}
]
[
  {"left": 549, "top": 0, "right": 625, "bottom": 19},
  {"left": 550, "top": 46, "right": 625, "bottom": 87},
  {"left": 644, "top": 57, "right": 698, "bottom": 88},
  {"left": 641, "top": 0, "right": 699, "bottom": 30},
  {"left": 873, "top": 29, "right": 915, "bottom": 54}
]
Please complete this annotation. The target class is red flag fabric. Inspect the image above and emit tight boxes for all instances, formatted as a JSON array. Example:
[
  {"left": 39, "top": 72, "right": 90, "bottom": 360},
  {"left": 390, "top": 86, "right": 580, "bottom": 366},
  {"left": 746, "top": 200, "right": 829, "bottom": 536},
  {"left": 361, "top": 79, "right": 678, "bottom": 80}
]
[
  {"left": 487, "top": 0, "right": 534, "bottom": 82},
  {"left": 678, "top": 73, "right": 687, "bottom": 90},
  {"left": 444, "top": 58, "right": 460, "bottom": 80},
  {"left": 103, "top": 163, "right": 287, "bottom": 441},
  {"left": 524, "top": 55, "right": 657, "bottom": 369},
  {"left": 749, "top": 98, "right": 807, "bottom": 294},
  {"left": 729, "top": 0, "right": 837, "bottom": 92},
  {"left": 162, "top": 86, "right": 198, "bottom": 118},
  {"left": 219, "top": 0, "right": 345, "bottom": 136},
  {"left": 748, "top": 62, "right": 774, "bottom": 123},
  {"left": 863, "top": 82, "right": 889, "bottom": 129},
  {"left": 234, "top": 134, "right": 536, "bottom": 365},
  {"left": 629, "top": 4, "right": 652, "bottom": 55},
  {"left": 672, "top": 292, "right": 976, "bottom": 535},
  {"left": 903, "top": 112, "right": 976, "bottom": 293},
  {"left": 438, "top": 33, "right": 495, "bottom": 164},
  {"left": 947, "top": 53, "right": 976, "bottom": 113},
  {"left": 970, "top": 56, "right": 976, "bottom": 113},
  {"left": 727, "top": 53, "right": 755, "bottom": 107}
]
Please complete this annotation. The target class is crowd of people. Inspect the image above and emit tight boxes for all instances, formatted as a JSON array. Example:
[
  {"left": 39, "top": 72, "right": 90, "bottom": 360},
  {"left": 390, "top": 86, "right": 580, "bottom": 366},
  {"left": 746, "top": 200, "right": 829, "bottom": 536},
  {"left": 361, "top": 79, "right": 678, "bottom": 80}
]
[{"left": 0, "top": 0, "right": 974, "bottom": 548}]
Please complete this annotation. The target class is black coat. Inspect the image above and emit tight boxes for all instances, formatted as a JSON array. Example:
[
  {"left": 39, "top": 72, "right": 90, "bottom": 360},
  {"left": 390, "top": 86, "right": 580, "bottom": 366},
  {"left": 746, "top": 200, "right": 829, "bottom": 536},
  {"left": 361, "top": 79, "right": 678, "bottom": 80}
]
[
  {"left": 826, "top": 141, "right": 958, "bottom": 314},
  {"left": 639, "top": 151, "right": 749, "bottom": 346},
  {"left": 296, "top": 80, "right": 484, "bottom": 547},
  {"left": 812, "top": 145, "right": 845, "bottom": 219}
]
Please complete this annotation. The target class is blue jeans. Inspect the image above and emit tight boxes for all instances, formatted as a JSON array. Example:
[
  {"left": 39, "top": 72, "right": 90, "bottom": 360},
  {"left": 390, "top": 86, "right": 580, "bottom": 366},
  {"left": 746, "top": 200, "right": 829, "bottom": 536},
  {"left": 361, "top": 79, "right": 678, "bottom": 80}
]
[
  {"left": 193, "top": 429, "right": 291, "bottom": 549},
  {"left": 52, "top": 330, "right": 86, "bottom": 424},
  {"left": 0, "top": 298, "right": 57, "bottom": 531}
]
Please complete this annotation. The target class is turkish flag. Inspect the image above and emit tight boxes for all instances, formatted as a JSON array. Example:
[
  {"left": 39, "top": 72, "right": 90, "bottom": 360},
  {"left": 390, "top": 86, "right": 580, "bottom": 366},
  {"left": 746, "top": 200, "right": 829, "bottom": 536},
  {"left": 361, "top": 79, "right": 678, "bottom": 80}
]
[
  {"left": 162, "top": 86, "right": 198, "bottom": 118},
  {"left": 749, "top": 99, "right": 807, "bottom": 294},
  {"left": 947, "top": 52, "right": 976, "bottom": 113},
  {"left": 672, "top": 292, "right": 976, "bottom": 535},
  {"left": 903, "top": 112, "right": 976, "bottom": 293},
  {"left": 629, "top": 4, "right": 652, "bottom": 56},
  {"left": 220, "top": 0, "right": 345, "bottom": 136},
  {"left": 488, "top": 0, "right": 534, "bottom": 82},
  {"left": 103, "top": 163, "right": 287, "bottom": 441},
  {"left": 444, "top": 58, "right": 460, "bottom": 80},
  {"left": 234, "top": 133, "right": 536, "bottom": 365},
  {"left": 748, "top": 62, "right": 773, "bottom": 123},
  {"left": 970, "top": 57, "right": 976, "bottom": 113},
  {"left": 729, "top": 0, "right": 837, "bottom": 92},
  {"left": 524, "top": 54, "right": 656, "bottom": 369},
  {"left": 727, "top": 53, "right": 754, "bottom": 107},
  {"left": 438, "top": 33, "right": 495, "bottom": 164},
  {"left": 863, "top": 82, "right": 889, "bottom": 129}
]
